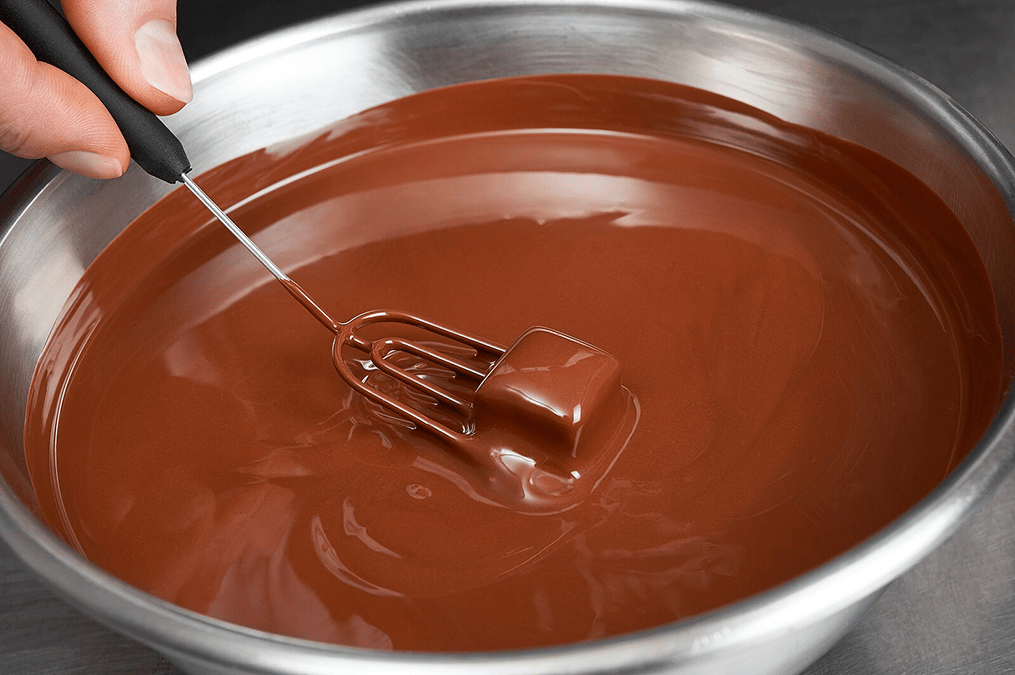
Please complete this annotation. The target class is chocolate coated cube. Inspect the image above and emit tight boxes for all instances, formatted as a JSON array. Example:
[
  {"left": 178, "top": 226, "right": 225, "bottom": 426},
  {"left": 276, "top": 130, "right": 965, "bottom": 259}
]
[{"left": 473, "top": 327, "right": 624, "bottom": 461}]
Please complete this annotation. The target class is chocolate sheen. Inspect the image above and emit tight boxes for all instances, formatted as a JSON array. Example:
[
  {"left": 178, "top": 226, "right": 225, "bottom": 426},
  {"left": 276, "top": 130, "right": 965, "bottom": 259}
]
[{"left": 24, "top": 75, "right": 1004, "bottom": 651}]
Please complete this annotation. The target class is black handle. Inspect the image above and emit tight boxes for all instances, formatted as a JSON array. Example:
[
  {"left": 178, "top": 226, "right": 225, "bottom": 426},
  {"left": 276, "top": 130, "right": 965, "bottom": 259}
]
[{"left": 0, "top": 0, "right": 191, "bottom": 183}]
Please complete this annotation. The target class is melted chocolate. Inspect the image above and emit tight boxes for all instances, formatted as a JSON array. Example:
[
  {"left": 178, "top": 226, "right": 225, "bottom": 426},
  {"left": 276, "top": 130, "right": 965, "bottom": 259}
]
[{"left": 24, "top": 75, "right": 1004, "bottom": 651}]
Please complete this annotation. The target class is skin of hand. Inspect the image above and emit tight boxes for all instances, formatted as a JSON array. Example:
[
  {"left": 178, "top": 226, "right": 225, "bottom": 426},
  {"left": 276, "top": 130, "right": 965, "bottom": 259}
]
[{"left": 0, "top": 0, "right": 192, "bottom": 179}]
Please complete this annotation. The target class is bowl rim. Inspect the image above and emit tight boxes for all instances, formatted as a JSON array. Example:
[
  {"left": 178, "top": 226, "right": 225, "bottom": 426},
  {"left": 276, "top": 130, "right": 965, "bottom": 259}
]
[{"left": 2, "top": 0, "right": 1015, "bottom": 672}]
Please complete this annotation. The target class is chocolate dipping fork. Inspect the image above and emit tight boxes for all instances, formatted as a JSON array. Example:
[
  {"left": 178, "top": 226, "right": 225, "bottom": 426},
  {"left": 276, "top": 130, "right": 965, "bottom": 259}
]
[{"left": 2, "top": 0, "right": 636, "bottom": 492}]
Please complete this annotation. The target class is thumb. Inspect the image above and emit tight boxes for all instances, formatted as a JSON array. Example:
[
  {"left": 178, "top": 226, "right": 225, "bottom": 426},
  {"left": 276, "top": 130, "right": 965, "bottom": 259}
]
[{"left": 64, "top": 0, "right": 192, "bottom": 116}]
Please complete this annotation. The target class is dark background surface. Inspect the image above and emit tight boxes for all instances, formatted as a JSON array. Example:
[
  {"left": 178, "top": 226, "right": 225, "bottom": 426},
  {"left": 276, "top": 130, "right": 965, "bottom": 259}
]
[{"left": 2, "top": 0, "right": 1014, "bottom": 673}]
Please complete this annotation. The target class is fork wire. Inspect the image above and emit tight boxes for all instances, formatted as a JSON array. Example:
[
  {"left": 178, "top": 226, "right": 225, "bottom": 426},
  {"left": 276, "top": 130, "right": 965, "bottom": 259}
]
[{"left": 332, "top": 310, "right": 507, "bottom": 445}]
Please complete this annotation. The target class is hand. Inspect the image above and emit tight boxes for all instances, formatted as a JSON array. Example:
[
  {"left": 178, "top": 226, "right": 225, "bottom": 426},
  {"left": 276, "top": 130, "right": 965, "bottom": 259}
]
[{"left": 0, "top": 0, "right": 191, "bottom": 179}]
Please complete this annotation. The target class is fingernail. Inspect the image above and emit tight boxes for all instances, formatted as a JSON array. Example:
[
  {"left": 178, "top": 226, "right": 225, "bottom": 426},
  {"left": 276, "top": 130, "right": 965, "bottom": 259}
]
[
  {"left": 135, "top": 19, "right": 193, "bottom": 104},
  {"left": 49, "top": 151, "right": 125, "bottom": 179}
]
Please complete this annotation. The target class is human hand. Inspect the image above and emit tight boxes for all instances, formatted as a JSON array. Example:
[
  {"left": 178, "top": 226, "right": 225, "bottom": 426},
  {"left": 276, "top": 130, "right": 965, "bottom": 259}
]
[{"left": 0, "top": 0, "right": 191, "bottom": 179}]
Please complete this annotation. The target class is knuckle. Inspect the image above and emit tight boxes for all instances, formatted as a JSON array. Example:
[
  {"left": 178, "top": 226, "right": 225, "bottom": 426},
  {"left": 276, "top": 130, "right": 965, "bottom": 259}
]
[
  {"left": 0, "top": 57, "right": 46, "bottom": 157},
  {"left": 0, "top": 120, "right": 40, "bottom": 158}
]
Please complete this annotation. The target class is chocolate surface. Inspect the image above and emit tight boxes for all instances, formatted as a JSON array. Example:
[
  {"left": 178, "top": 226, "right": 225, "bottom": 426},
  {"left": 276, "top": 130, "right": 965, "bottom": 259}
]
[{"left": 24, "top": 75, "right": 1004, "bottom": 651}]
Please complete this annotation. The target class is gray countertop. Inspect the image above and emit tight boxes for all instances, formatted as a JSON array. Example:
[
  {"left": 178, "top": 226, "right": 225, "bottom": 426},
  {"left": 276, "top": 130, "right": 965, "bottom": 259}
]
[{"left": 2, "top": 0, "right": 1014, "bottom": 673}]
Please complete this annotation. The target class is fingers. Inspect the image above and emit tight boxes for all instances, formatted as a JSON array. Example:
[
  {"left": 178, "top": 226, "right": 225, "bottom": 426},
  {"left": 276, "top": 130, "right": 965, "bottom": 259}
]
[
  {"left": 64, "top": 0, "right": 191, "bottom": 116},
  {"left": 0, "top": 0, "right": 191, "bottom": 179},
  {"left": 0, "top": 21, "right": 128, "bottom": 178}
]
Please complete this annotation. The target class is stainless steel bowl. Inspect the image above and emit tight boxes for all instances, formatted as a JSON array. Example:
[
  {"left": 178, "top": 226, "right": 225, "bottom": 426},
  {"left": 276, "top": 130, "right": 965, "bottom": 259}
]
[{"left": 2, "top": 1, "right": 1015, "bottom": 674}]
